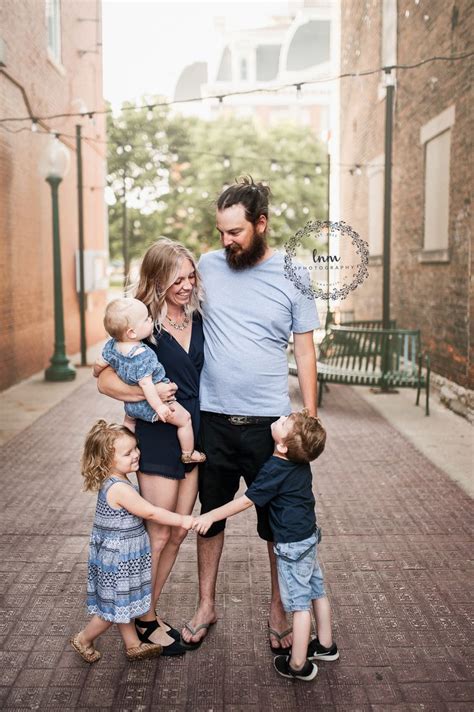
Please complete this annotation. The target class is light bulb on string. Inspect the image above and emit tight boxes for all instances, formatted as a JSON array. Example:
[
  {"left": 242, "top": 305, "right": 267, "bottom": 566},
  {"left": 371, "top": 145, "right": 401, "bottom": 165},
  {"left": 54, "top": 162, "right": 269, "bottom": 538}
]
[
  {"left": 315, "top": 164, "right": 322, "bottom": 175},
  {"left": 270, "top": 159, "right": 279, "bottom": 172},
  {"left": 304, "top": 175, "right": 311, "bottom": 185},
  {"left": 147, "top": 106, "right": 154, "bottom": 121},
  {"left": 295, "top": 83, "right": 302, "bottom": 101},
  {"left": 223, "top": 156, "right": 231, "bottom": 168},
  {"left": 303, "top": 207, "right": 309, "bottom": 215},
  {"left": 31, "top": 119, "right": 38, "bottom": 132}
]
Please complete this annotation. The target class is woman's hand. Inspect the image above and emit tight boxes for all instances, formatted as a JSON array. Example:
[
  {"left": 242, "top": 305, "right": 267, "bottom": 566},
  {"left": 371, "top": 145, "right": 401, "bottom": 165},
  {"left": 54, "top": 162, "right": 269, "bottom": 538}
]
[{"left": 156, "top": 381, "right": 178, "bottom": 402}]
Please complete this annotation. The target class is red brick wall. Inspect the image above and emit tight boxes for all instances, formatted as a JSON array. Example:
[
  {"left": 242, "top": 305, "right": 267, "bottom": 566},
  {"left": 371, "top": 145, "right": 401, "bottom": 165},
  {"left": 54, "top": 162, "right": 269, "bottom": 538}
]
[
  {"left": 339, "top": 0, "right": 473, "bottom": 388},
  {"left": 0, "top": 0, "right": 107, "bottom": 390}
]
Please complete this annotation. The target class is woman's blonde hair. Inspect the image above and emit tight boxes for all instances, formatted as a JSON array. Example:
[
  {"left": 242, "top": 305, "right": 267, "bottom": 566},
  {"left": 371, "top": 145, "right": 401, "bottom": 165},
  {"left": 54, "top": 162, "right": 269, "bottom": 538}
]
[
  {"left": 133, "top": 238, "right": 203, "bottom": 329},
  {"left": 81, "top": 420, "right": 136, "bottom": 492}
]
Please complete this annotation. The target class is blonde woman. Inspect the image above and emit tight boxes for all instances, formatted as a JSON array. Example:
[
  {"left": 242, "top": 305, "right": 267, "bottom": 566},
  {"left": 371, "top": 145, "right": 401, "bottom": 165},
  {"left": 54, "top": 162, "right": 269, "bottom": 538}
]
[{"left": 97, "top": 238, "right": 204, "bottom": 655}]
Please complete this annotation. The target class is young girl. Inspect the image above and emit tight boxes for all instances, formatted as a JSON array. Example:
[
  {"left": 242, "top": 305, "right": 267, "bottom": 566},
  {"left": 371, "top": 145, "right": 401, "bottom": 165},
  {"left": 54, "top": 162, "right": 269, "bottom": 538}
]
[
  {"left": 70, "top": 420, "right": 195, "bottom": 662},
  {"left": 93, "top": 297, "right": 205, "bottom": 464}
]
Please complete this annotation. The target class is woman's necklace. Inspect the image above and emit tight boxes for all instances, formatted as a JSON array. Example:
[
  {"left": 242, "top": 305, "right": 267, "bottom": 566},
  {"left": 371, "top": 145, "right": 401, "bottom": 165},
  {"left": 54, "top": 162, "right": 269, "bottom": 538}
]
[{"left": 166, "top": 312, "right": 190, "bottom": 331}]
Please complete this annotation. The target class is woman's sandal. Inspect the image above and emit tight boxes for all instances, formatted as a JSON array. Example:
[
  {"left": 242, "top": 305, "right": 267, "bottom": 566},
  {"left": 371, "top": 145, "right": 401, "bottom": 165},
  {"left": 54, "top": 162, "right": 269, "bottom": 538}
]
[
  {"left": 126, "top": 642, "right": 162, "bottom": 661},
  {"left": 135, "top": 618, "right": 186, "bottom": 656},
  {"left": 135, "top": 617, "right": 180, "bottom": 642},
  {"left": 181, "top": 450, "right": 206, "bottom": 464},
  {"left": 70, "top": 633, "right": 101, "bottom": 664}
]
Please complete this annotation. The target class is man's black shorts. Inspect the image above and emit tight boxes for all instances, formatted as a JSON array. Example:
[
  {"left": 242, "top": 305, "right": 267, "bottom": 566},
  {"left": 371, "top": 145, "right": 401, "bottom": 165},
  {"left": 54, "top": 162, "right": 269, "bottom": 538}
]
[{"left": 198, "top": 411, "right": 279, "bottom": 540}]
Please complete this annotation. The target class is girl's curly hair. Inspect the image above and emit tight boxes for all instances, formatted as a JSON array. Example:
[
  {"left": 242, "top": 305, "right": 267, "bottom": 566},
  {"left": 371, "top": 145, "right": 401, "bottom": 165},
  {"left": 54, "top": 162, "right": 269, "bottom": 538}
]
[{"left": 81, "top": 420, "right": 136, "bottom": 492}]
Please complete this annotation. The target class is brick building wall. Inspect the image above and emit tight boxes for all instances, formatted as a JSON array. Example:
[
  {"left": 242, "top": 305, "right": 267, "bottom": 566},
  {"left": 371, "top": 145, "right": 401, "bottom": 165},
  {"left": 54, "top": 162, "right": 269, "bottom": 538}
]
[
  {"left": 0, "top": 0, "right": 107, "bottom": 390},
  {"left": 339, "top": 0, "right": 472, "bottom": 389}
]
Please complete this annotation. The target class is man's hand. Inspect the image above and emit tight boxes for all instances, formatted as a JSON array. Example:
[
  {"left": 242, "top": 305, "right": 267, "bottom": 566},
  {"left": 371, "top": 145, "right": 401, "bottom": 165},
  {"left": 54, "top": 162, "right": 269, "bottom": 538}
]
[
  {"left": 156, "top": 404, "right": 172, "bottom": 423},
  {"left": 192, "top": 513, "right": 214, "bottom": 535},
  {"left": 156, "top": 381, "right": 178, "bottom": 402}
]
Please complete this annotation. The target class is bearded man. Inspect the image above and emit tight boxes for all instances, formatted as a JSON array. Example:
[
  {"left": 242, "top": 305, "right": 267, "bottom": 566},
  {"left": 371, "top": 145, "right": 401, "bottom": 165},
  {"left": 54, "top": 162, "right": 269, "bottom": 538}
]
[{"left": 181, "top": 176, "right": 320, "bottom": 654}]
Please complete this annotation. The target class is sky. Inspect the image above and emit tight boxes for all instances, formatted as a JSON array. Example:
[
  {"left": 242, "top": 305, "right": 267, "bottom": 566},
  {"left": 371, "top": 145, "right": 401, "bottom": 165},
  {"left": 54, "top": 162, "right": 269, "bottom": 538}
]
[{"left": 102, "top": 0, "right": 291, "bottom": 106}]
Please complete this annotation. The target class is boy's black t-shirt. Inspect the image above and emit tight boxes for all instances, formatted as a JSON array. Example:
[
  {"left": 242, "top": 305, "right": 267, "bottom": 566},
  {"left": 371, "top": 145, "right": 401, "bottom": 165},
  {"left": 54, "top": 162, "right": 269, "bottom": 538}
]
[{"left": 245, "top": 455, "right": 316, "bottom": 543}]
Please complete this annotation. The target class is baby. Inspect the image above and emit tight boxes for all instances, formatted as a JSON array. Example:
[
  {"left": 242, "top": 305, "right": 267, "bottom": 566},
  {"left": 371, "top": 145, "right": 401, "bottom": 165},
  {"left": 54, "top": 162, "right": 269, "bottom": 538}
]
[{"left": 94, "top": 297, "right": 205, "bottom": 464}]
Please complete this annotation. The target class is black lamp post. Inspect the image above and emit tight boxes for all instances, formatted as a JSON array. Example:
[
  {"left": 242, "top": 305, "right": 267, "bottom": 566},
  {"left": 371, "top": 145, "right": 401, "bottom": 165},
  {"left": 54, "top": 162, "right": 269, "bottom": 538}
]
[{"left": 40, "top": 135, "right": 76, "bottom": 382}]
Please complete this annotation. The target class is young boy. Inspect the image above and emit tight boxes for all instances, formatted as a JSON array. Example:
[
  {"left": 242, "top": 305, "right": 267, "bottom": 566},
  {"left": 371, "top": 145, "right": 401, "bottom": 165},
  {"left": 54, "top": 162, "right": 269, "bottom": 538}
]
[{"left": 192, "top": 409, "right": 338, "bottom": 681}]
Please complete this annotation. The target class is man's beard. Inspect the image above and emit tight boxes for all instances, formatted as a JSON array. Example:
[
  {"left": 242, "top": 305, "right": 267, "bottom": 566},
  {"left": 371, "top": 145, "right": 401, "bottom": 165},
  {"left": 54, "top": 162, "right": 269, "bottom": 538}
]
[{"left": 225, "top": 230, "right": 267, "bottom": 271}]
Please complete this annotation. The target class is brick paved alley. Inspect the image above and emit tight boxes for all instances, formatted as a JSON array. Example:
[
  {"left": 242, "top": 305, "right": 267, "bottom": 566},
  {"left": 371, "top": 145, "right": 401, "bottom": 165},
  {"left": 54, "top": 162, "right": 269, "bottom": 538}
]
[{"left": 0, "top": 377, "right": 472, "bottom": 711}]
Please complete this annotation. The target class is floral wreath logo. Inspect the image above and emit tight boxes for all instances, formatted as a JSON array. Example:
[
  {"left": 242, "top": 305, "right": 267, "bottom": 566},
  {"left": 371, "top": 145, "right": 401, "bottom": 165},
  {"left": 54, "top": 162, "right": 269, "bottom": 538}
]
[{"left": 284, "top": 220, "right": 369, "bottom": 300}]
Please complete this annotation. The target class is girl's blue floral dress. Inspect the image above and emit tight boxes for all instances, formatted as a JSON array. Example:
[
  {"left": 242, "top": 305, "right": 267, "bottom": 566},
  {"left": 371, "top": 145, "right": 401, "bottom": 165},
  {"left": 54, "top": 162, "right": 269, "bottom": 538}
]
[{"left": 87, "top": 477, "right": 152, "bottom": 623}]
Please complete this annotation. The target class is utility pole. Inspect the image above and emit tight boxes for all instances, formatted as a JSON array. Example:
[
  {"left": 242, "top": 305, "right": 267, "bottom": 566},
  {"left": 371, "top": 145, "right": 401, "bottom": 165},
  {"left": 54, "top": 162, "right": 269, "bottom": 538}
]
[
  {"left": 122, "top": 172, "right": 129, "bottom": 293},
  {"left": 76, "top": 124, "right": 87, "bottom": 366},
  {"left": 381, "top": 67, "right": 395, "bottom": 389}
]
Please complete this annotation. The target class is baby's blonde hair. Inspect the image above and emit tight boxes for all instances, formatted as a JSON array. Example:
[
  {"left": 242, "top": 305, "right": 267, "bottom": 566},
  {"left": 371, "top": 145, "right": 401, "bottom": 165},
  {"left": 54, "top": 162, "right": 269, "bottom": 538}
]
[
  {"left": 103, "top": 297, "right": 146, "bottom": 340},
  {"left": 81, "top": 420, "right": 136, "bottom": 491}
]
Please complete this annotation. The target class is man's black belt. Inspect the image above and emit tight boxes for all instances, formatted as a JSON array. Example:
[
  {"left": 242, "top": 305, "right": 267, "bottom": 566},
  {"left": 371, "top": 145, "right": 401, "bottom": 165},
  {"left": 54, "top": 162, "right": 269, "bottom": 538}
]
[{"left": 202, "top": 411, "right": 278, "bottom": 426}]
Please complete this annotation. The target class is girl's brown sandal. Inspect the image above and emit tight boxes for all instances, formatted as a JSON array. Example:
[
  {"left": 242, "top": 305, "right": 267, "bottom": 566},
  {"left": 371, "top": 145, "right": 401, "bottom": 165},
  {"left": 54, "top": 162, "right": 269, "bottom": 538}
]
[{"left": 70, "top": 634, "right": 101, "bottom": 663}]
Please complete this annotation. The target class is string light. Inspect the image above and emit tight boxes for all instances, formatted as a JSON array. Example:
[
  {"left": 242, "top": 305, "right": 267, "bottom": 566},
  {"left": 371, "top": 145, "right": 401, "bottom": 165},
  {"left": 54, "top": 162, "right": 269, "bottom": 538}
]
[
  {"left": 223, "top": 156, "right": 231, "bottom": 168},
  {"left": 315, "top": 164, "right": 322, "bottom": 175},
  {"left": 1, "top": 52, "right": 471, "bottom": 125},
  {"left": 31, "top": 119, "right": 38, "bottom": 132},
  {"left": 146, "top": 106, "right": 154, "bottom": 121}
]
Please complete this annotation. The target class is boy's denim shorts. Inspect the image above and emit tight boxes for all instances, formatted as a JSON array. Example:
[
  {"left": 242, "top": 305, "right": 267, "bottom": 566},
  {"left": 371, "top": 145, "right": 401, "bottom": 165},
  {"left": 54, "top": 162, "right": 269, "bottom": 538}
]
[{"left": 273, "top": 532, "right": 326, "bottom": 612}]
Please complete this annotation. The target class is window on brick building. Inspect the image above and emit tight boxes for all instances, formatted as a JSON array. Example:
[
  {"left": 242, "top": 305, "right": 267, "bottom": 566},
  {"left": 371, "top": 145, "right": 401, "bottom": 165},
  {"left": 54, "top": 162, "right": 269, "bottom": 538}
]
[
  {"left": 367, "top": 156, "right": 384, "bottom": 258},
  {"left": 420, "top": 106, "right": 455, "bottom": 259},
  {"left": 46, "top": 0, "right": 61, "bottom": 63}
]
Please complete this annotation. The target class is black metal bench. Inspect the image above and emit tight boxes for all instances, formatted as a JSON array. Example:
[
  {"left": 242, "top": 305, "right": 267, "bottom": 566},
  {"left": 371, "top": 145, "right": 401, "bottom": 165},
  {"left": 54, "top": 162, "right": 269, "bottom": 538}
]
[{"left": 289, "top": 325, "right": 431, "bottom": 415}]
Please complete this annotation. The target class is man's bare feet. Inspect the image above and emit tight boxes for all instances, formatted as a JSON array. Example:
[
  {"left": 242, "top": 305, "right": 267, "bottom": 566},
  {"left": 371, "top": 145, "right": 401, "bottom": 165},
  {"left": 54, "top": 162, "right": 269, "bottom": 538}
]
[
  {"left": 181, "top": 603, "right": 217, "bottom": 644},
  {"left": 268, "top": 603, "right": 293, "bottom": 650}
]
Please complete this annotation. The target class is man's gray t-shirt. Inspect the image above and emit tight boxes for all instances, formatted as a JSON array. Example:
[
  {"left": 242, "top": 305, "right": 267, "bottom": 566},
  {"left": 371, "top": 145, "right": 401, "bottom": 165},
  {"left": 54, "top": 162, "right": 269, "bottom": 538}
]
[{"left": 198, "top": 249, "right": 319, "bottom": 416}]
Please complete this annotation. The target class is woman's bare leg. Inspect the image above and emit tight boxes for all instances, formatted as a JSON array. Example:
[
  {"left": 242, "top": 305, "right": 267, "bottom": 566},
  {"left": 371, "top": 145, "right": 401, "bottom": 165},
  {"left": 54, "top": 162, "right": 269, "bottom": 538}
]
[
  {"left": 137, "top": 472, "right": 179, "bottom": 646},
  {"left": 153, "top": 466, "right": 199, "bottom": 604}
]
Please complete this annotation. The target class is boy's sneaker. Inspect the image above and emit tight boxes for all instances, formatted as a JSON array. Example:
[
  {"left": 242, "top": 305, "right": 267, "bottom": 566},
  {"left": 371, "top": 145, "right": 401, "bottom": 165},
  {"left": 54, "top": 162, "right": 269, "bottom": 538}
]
[
  {"left": 307, "top": 637, "right": 339, "bottom": 661},
  {"left": 273, "top": 655, "right": 318, "bottom": 681}
]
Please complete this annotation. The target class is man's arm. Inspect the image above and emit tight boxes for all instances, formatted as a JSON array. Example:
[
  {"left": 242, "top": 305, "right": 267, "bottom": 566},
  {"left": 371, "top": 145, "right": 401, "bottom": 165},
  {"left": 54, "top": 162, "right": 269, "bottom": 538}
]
[{"left": 293, "top": 330, "right": 318, "bottom": 416}]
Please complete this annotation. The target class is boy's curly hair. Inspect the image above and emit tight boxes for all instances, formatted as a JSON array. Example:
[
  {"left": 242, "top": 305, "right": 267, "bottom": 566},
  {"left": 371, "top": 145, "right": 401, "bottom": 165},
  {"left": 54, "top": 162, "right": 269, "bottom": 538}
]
[
  {"left": 81, "top": 420, "right": 136, "bottom": 492},
  {"left": 284, "top": 409, "right": 327, "bottom": 463}
]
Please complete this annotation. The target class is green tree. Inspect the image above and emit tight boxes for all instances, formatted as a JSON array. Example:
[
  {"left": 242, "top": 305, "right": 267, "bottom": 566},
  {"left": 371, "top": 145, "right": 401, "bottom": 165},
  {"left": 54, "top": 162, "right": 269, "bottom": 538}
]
[{"left": 106, "top": 98, "right": 328, "bottom": 273}]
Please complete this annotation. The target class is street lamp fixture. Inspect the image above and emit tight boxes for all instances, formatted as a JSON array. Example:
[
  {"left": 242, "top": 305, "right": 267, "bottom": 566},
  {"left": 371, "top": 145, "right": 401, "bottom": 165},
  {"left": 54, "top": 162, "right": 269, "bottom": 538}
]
[{"left": 39, "top": 135, "right": 76, "bottom": 381}]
